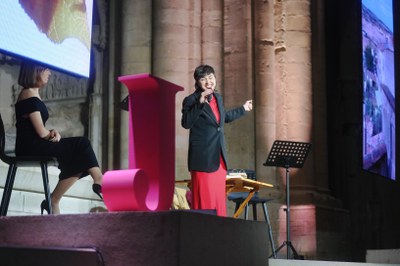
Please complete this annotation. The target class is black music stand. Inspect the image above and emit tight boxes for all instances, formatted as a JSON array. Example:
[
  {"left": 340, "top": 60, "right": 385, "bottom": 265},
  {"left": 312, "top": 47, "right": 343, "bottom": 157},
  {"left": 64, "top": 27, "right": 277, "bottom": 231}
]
[{"left": 264, "top": 140, "right": 311, "bottom": 260}]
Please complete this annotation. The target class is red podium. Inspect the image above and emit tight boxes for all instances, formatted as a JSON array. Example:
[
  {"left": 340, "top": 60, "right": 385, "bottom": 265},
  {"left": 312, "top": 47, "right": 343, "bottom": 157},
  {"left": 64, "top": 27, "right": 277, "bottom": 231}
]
[{"left": 103, "top": 74, "right": 183, "bottom": 211}]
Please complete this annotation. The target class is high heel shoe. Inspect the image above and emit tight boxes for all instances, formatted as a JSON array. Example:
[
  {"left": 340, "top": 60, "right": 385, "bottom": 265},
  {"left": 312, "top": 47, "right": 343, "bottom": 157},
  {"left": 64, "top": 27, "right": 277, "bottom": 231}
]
[
  {"left": 40, "top": 200, "right": 50, "bottom": 215},
  {"left": 92, "top": 184, "right": 103, "bottom": 200}
]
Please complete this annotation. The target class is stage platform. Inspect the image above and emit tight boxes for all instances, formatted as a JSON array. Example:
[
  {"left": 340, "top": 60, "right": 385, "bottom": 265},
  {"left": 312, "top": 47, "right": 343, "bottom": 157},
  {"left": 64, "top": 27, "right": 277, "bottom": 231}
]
[{"left": 0, "top": 210, "right": 271, "bottom": 266}]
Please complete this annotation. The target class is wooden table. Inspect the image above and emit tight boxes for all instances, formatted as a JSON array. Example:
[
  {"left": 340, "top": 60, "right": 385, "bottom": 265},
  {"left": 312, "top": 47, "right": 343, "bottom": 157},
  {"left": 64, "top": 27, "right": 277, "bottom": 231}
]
[{"left": 175, "top": 177, "right": 274, "bottom": 218}]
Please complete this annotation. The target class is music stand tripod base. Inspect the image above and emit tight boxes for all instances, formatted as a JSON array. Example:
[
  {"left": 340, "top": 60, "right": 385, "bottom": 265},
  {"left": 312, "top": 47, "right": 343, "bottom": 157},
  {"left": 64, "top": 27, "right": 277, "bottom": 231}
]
[{"left": 264, "top": 140, "right": 311, "bottom": 260}]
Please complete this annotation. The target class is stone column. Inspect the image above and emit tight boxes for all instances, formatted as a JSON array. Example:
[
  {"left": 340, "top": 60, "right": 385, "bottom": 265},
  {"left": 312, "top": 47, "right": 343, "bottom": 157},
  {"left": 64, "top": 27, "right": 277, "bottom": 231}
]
[
  {"left": 268, "top": 0, "right": 347, "bottom": 259},
  {"left": 274, "top": 0, "right": 337, "bottom": 204},
  {"left": 311, "top": 0, "right": 329, "bottom": 193},
  {"left": 152, "top": 0, "right": 202, "bottom": 180},
  {"left": 118, "top": 0, "right": 153, "bottom": 169},
  {"left": 253, "top": 0, "right": 278, "bottom": 187},
  {"left": 201, "top": 0, "right": 223, "bottom": 88},
  {"left": 223, "top": 0, "right": 255, "bottom": 170},
  {"left": 274, "top": 0, "right": 313, "bottom": 184}
]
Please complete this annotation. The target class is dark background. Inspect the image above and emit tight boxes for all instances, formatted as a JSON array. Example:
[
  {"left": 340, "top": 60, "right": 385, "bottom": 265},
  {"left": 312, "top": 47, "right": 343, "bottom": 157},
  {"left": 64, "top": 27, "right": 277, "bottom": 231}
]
[{"left": 324, "top": 0, "right": 400, "bottom": 260}]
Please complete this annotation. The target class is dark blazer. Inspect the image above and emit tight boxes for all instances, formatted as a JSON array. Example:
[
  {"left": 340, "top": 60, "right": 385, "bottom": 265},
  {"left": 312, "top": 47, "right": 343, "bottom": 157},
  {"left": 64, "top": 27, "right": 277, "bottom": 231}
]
[{"left": 181, "top": 90, "right": 245, "bottom": 172}]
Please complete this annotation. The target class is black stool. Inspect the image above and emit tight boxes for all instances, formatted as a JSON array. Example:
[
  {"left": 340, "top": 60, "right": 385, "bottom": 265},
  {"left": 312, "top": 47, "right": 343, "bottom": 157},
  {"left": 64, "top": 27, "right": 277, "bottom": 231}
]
[{"left": 227, "top": 169, "right": 276, "bottom": 258}]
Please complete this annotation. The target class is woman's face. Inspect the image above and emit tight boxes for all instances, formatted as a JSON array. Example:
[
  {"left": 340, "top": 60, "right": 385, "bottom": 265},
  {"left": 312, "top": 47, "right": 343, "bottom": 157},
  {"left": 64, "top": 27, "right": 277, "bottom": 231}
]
[
  {"left": 198, "top": 73, "right": 216, "bottom": 91},
  {"left": 38, "top": 68, "right": 51, "bottom": 87}
]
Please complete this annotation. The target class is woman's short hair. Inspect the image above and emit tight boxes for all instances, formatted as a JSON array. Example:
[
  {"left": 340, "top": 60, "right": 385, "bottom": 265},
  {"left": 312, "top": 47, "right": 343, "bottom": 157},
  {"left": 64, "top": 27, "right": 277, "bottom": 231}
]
[
  {"left": 194, "top": 64, "right": 215, "bottom": 91},
  {"left": 18, "top": 60, "right": 47, "bottom": 88}
]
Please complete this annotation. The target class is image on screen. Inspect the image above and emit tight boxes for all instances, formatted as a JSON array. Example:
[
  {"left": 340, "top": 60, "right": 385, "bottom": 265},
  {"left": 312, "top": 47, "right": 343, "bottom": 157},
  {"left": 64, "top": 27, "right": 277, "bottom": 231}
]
[
  {"left": 0, "top": 0, "right": 93, "bottom": 78},
  {"left": 362, "top": 0, "right": 396, "bottom": 180}
]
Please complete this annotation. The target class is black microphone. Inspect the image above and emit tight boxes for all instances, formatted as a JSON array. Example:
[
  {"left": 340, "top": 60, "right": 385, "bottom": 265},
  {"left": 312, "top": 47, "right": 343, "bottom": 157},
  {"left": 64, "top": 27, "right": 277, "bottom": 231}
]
[{"left": 206, "top": 93, "right": 213, "bottom": 102}]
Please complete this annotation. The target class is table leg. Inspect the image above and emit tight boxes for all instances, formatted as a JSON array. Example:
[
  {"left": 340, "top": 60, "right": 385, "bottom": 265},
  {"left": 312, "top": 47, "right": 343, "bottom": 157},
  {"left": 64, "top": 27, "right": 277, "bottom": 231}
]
[{"left": 233, "top": 190, "right": 255, "bottom": 218}]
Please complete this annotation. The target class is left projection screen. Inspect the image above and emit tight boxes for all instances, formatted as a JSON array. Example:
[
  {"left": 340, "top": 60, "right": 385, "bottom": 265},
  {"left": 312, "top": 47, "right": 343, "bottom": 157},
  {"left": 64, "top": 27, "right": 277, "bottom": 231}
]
[{"left": 0, "top": 0, "right": 93, "bottom": 78}]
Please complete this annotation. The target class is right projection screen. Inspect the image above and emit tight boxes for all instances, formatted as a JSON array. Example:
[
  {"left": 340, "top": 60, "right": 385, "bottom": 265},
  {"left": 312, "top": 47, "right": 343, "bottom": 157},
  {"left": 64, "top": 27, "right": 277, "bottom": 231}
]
[{"left": 362, "top": 0, "right": 395, "bottom": 180}]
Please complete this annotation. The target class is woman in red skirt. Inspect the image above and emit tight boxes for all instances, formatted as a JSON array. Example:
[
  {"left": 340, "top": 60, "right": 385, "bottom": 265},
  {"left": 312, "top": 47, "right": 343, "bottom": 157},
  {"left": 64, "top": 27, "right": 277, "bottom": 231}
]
[{"left": 181, "top": 65, "right": 253, "bottom": 216}]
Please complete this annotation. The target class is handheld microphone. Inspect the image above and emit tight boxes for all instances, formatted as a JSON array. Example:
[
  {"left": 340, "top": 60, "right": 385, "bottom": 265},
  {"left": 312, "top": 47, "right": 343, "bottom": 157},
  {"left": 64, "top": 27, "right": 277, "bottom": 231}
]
[{"left": 206, "top": 93, "right": 213, "bottom": 102}]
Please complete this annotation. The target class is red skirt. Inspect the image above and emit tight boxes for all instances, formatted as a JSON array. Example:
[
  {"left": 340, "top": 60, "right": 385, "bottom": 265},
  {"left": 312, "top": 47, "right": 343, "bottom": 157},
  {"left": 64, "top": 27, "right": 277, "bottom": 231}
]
[{"left": 190, "top": 157, "right": 227, "bottom": 216}]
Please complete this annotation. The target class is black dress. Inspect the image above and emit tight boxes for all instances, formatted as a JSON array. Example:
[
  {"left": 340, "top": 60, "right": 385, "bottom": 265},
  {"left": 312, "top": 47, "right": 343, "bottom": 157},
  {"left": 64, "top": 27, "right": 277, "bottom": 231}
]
[{"left": 15, "top": 97, "right": 99, "bottom": 180}]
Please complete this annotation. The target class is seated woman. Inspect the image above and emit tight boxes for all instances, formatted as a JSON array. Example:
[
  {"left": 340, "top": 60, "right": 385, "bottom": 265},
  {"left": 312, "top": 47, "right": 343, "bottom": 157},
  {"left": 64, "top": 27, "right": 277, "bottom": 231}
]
[{"left": 15, "top": 60, "right": 103, "bottom": 214}]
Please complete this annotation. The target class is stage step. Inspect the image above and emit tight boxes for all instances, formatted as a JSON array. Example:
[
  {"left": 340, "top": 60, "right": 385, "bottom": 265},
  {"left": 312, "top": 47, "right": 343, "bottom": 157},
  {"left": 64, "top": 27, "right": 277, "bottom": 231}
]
[
  {"left": 269, "top": 259, "right": 398, "bottom": 266},
  {"left": 366, "top": 249, "right": 400, "bottom": 264}
]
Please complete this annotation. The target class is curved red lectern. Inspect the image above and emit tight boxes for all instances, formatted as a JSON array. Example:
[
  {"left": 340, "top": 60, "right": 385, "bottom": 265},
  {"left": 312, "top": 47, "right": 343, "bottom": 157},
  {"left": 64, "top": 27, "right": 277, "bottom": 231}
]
[{"left": 102, "top": 74, "right": 183, "bottom": 211}]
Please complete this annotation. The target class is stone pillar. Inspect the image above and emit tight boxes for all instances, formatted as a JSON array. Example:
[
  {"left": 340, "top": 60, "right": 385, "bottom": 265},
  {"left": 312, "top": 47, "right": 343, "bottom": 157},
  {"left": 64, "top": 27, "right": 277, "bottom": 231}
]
[
  {"left": 274, "top": 0, "right": 313, "bottom": 182},
  {"left": 89, "top": 0, "right": 108, "bottom": 169},
  {"left": 269, "top": 0, "right": 348, "bottom": 259},
  {"left": 311, "top": 0, "right": 329, "bottom": 193},
  {"left": 273, "top": 0, "right": 315, "bottom": 258},
  {"left": 118, "top": 0, "right": 153, "bottom": 169},
  {"left": 201, "top": 0, "right": 223, "bottom": 88},
  {"left": 152, "top": 0, "right": 200, "bottom": 81},
  {"left": 152, "top": 0, "right": 202, "bottom": 180},
  {"left": 253, "top": 0, "right": 277, "bottom": 186},
  {"left": 223, "top": 0, "right": 255, "bottom": 170},
  {"left": 274, "top": 0, "right": 341, "bottom": 206}
]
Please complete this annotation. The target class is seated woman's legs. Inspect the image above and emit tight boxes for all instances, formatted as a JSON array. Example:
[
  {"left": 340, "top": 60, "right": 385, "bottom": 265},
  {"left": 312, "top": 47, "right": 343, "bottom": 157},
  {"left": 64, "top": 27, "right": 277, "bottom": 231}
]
[
  {"left": 44, "top": 167, "right": 103, "bottom": 214},
  {"left": 88, "top": 166, "right": 103, "bottom": 199},
  {"left": 88, "top": 166, "right": 103, "bottom": 185},
  {"left": 50, "top": 176, "right": 79, "bottom": 214}
]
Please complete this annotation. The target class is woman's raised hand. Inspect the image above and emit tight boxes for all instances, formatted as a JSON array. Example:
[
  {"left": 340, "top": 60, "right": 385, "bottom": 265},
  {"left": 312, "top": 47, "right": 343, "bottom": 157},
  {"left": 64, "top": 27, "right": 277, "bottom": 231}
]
[{"left": 243, "top": 100, "right": 253, "bottom": 111}]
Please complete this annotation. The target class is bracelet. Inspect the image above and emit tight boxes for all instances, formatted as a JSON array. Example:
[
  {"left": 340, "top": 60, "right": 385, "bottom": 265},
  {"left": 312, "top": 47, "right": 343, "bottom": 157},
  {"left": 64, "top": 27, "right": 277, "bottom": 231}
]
[{"left": 45, "top": 129, "right": 54, "bottom": 141}]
